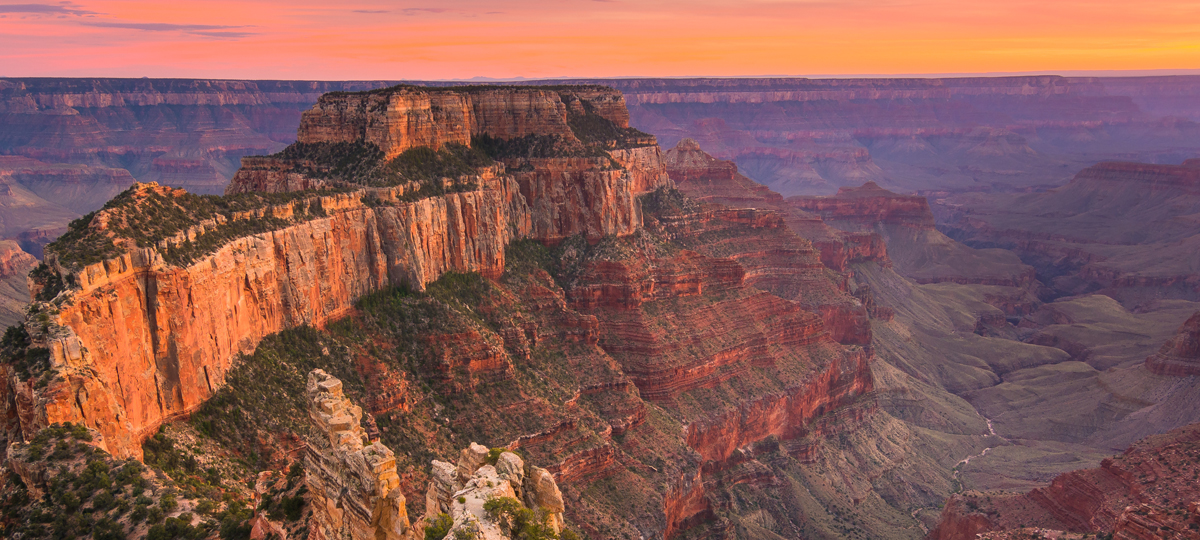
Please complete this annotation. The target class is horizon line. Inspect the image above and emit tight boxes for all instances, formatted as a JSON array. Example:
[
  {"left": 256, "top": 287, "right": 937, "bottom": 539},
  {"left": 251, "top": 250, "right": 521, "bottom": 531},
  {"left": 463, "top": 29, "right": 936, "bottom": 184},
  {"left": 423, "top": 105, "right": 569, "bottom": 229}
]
[{"left": 3, "top": 68, "right": 1200, "bottom": 83}]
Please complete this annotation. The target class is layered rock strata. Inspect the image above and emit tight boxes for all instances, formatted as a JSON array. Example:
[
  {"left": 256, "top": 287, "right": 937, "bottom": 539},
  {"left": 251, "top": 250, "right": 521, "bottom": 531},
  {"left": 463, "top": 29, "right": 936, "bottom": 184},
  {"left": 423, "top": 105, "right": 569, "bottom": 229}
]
[
  {"left": 293, "top": 86, "right": 623, "bottom": 159},
  {"left": 791, "top": 181, "right": 1036, "bottom": 287},
  {"left": 661, "top": 139, "right": 876, "bottom": 344},
  {"left": 305, "top": 369, "right": 410, "bottom": 540},
  {"left": 789, "top": 181, "right": 936, "bottom": 230},
  {"left": 559, "top": 213, "right": 876, "bottom": 535},
  {"left": 943, "top": 161, "right": 1200, "bottom": 303},
  {"left": 1146, "top": 312, "right": 1200, "bottom": 376},
  {"left": 2, "top": 85, "right": 672, "bottom": 460}
]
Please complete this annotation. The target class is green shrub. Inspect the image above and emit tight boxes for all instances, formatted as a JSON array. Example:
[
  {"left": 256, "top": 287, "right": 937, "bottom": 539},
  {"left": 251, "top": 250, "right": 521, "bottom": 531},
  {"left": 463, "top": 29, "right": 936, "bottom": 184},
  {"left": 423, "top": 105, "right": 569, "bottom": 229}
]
[
  {"left": 29, "top": 263, "right": 66, "bottom": 301},
  {"left": 275, "top": 495, "right": 302, "bottom": 522},
  {"left": 218, "top": 499, "right": 253, "bottom": 540},
  {"left": 58, "top": 491, "right": 80, "bottom": 513},
  {"left": 92, "top": 491, "right": 115, "bottom": 511},
  {"left": 483, "top": 497, "right": 563, "bottom": 540},
  {"left": 485, "top": 447, "right": 505, "bottom": 466},
  {"left": 195, "top": 500, "right": 217, "bottom": 515},
  {"left": 424, "top": 513, "right": 454, "bottom": 540},
  {"left": 1, "top": 325, "right": 52, "bottom": 380}
]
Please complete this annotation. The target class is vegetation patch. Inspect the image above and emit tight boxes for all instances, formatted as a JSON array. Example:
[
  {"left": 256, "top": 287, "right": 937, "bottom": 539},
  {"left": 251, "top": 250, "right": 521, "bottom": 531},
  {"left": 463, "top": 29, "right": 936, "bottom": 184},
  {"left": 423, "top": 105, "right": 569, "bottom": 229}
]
[
  {"left": 0, "top": 324, "right": 51, "bottom": 381},
  {"left": 484, "top": 496, "right": 581, "bottom": 540},
  {"left": 189, "top": 326, "right": 358, "bottom": 468},
  {"left": 560, "top": 95, "right": 654, "bottom": 150},
  {"left": 46, "top": 185, "right": 340, "bottom": 269},
  {"left": 0, "top": 423, "right": 219, "bottom": 540},
  {"left": 639, "top": 187, "right": 701, "bottom": 218},
  {"left": 274, "top": 141, "right": 385, "bottom": 181},
  {"left": 473, "top": 134, "right": 608, "bottom": 160},
  {"left": 270, "top": 141, "right": 491, "bottom": 190}
]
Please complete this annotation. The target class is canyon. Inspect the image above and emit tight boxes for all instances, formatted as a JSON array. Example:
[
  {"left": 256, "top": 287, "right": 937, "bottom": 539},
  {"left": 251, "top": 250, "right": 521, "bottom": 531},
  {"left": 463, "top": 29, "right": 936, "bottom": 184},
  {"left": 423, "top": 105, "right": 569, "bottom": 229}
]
[
  {"left": 2, "top": 85, "right": 667, "bottom": 462},
  {"left": 1, "top": 83, "right": 906, "bottom": 539},
  {"left": 942, "top": 160, "right": 1200, "bottom": 306},
  {"left": 0, "top": 77, "right": 1198, "bottom": 540}
]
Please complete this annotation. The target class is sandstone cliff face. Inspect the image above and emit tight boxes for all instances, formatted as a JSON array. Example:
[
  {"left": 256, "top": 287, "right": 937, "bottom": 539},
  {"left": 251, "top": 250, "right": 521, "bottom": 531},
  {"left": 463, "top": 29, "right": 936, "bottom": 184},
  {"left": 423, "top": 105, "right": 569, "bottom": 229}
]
[
  {"left": 509, "top": 157, "right": 644, "bottom": 244},
  {"left": 4, "top": 85, "right": 674, "bottom": 461},
  {"left": 8, "top": 182, "right": 520, "bottom": 459},
  {"left": 305, "top": 369, "right": 410, "bottom": 540},
  {"left": 293, "top": 86, "right": 629, "bottom": 160},
  {"left": 1146, "top": 312, "right": 1200, "bottom": 376}
]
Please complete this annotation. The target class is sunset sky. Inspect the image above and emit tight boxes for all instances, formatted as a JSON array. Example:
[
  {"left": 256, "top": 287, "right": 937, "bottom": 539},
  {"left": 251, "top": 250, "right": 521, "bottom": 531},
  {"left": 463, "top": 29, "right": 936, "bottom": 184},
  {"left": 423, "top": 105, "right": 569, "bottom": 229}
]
[{"left": 2, "top": 0, "right": 1199, "bottom": 80}]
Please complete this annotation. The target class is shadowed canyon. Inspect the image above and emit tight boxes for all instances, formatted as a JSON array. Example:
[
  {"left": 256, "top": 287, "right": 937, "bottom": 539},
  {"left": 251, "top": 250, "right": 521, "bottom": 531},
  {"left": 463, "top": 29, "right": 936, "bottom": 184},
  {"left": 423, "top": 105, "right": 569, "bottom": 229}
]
[{"left": 0, "top": 77, "right": 1198, "bottom": 540}]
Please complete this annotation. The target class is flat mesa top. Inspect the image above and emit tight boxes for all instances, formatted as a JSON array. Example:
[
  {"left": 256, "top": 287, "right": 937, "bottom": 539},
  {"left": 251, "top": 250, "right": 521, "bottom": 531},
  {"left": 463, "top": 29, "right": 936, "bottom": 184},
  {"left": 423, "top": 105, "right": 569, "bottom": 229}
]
[{"left": 325, "top": 83, "right": 620, "bottom": 97}]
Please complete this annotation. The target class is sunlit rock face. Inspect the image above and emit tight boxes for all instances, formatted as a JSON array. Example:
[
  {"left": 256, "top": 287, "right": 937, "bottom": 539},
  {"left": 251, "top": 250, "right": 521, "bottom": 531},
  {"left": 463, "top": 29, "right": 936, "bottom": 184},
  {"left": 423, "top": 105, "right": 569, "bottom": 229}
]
[{"left": 1, "top": 85, "right": 673, "bottom": 461}]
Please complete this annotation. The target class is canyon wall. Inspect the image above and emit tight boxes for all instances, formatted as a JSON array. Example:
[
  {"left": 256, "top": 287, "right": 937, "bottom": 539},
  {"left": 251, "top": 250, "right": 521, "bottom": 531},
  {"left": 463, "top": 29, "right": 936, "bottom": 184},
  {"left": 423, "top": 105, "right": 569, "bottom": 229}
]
[
  {"left": 3, "top": 85, "right": 673, "bottom": 460},
  {"left": 8, "top": 182, "right": 518, "bottom": 459},
  {"left": 944, "top": 161, "right": 1200, "bottom": 304}
]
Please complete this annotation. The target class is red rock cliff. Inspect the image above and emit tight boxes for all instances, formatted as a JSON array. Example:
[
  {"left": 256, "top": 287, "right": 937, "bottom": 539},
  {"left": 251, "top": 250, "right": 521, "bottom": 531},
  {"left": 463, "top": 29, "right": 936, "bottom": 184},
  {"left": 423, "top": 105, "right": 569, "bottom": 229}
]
[
  {"left": 788, "top": 182, "right": 936, "bottom": 231},
  {"left": 7, "top": 181, "right": 521, "bottom": 459},
  {"left": 293, "top": 86, "right": 631, "bottom": 160},
  {"left": 2, "top": 85, "right": 675, "bottom": 461}
]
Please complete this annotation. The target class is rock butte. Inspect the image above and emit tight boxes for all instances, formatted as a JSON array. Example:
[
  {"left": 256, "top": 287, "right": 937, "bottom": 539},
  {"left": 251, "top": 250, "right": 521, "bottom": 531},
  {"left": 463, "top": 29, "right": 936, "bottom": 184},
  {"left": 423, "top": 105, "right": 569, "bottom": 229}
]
[{"left": 0, "top": 85, "right": 672, "bottom": 461}]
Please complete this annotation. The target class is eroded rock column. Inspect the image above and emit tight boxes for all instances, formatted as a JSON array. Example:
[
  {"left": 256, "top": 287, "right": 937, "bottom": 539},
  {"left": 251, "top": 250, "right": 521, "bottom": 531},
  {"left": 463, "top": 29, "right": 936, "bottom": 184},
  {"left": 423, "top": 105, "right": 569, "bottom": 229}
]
[{"left": 304, "top": 369, "right": 410, "bottom": 540}]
